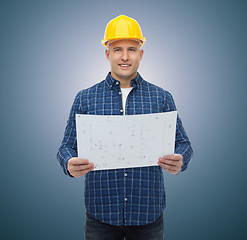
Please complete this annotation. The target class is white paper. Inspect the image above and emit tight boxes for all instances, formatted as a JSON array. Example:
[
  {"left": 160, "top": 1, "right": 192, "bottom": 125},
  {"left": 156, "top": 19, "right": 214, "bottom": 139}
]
[{"left": 76, "top": 111, "right": 177, "bottom": 171}]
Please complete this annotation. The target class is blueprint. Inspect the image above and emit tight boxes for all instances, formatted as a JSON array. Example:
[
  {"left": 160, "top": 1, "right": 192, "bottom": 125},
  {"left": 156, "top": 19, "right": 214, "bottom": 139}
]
[{"left": 76, "top": 111, "right": 177, "bottom": 171}]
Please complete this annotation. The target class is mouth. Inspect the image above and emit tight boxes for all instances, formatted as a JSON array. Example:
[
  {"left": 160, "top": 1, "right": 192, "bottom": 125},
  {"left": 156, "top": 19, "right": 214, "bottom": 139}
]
[{"left": 119, "top": 64, "right": 131, "bottom": 69}]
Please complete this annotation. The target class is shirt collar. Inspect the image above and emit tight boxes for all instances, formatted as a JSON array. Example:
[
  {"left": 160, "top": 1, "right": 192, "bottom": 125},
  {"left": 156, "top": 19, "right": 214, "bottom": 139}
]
[{"left": 105, "top": 72, "right": 143, "bottom": 89}]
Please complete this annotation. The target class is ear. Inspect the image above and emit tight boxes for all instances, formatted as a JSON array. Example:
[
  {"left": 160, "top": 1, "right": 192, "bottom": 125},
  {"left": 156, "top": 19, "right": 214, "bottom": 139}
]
[
  {"left": 139, "top": 49, "right": 144, "bottom": 61},
  {"left": 105, "top": 49, "right": 110, "bottom": 60}
]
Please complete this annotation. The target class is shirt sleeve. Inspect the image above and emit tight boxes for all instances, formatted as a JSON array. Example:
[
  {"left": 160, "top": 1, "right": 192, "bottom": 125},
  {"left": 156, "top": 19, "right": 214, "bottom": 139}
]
[
  {"left": 163, "top": 91, "right": 193, "bottom": 172},
  {"left": 56, "top": 91, "right": 83, "bottom": 176}
]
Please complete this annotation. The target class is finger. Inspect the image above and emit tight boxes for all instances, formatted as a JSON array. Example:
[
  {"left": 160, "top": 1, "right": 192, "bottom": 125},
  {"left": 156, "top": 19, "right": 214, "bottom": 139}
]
[
  {"left": 158, "top": 162, "right": 181, "bottom": 172},
  {"left": 70, "top": 163, "right": 94, "bottom": 172},
  {"left": 158, "top": 162, "right": 177, "bottom": 172},
  {"left": 167, "top": 160, "right": 182, "bottom": 168},
  {"left": 158, "top": 157, "right": 170, "bottom": 164},
  {"left": 164, "top": 154, "right": 182, "bottom": 161},
  {"left": 159, "top": 158, "right": 177, "bottom": 166},
  {"left": 74, "top": 169, "right": 91, "bottom": 177},
  {"left": 70, "top": 158, "right": 89, "bottom": 165},
  {"left": 159, "top": 163, "right": 176, "bottom": 171},
  {"left": 163, "top": 168, "right": 179, "bottom": 175},
  {"left": 158, "top": 158, "right": 181, "bottom": 167},
  {"left": 74, "top": 163, "right": 94, "bottom": 171},
  {"left": 72, "top": 165, "right": 94, "bottom": 178}
]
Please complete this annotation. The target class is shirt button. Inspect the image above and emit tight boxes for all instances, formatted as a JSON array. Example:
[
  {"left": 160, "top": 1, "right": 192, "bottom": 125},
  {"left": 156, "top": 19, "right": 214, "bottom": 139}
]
[
  {"left": 120, "top": 109, "right": 123, "bottom": 112},
  {"left": 124, "top": 173, "right": 127, "bottom": 177},
  {"left": 125, "top": 198, "right": 128, "bottom": 202},
  {"left": 116, "top": 81, "right": 119, "bottom": 85},
  {"left": 119, "top": 91, "right": 122, "bottom": 95}
]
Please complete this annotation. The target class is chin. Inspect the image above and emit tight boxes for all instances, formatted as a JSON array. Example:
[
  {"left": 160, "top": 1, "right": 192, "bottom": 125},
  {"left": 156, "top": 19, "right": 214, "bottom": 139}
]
[{"left": 120, "top": 73, "right": 134, "bottom": 79}]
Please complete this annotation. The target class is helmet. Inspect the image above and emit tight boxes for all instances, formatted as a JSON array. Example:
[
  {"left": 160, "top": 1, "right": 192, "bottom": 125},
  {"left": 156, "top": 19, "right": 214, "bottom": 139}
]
[{"left": 101, "top": 15, "right": 146, "bottom": 48}]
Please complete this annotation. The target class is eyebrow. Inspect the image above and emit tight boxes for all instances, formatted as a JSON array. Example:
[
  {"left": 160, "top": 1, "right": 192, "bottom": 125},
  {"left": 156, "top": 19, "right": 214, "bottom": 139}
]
[{"left": 112, "top": 46, "right": 138, "bottom": 50}]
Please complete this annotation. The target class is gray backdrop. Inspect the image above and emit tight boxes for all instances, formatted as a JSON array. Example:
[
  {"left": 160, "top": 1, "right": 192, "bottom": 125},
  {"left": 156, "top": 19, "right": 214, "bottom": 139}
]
[{"left": 1, "top": 0, "right": 246, "bottom": 239}]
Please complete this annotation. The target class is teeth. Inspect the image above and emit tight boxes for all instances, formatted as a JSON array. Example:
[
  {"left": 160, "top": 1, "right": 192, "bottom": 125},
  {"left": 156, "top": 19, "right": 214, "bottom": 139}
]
[{"left": 120, "top": 65, "right": 129, "bottom": 67}]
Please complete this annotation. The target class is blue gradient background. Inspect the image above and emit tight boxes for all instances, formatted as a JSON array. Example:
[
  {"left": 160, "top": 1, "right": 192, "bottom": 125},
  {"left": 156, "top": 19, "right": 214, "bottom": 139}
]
[{"left": 1, "top": 0, "right": 246, "bottom": 239}]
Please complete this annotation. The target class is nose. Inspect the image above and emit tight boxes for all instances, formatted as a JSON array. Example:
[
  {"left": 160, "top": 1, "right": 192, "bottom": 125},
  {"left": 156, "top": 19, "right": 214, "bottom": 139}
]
[{"left": 121, "top": 49, "right": 129, "bottom": 62}]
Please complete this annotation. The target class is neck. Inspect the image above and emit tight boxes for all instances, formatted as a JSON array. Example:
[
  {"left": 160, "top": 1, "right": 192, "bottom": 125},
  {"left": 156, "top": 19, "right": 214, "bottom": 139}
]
[
  {"left": 120, "top": 80, "right": 132, "bottom": 88},
  {"left": 110, "top": 72, "right": 137, "bottom": 88}
]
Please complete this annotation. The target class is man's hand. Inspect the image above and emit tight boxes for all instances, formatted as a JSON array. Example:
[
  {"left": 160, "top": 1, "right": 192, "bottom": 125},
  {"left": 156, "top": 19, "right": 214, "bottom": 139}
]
[
  {"left": 158, "top": 154, "right": 183, "bottom": 175},
  {"left": 67, "top": 157, "right": 94, "bottom": 178}
]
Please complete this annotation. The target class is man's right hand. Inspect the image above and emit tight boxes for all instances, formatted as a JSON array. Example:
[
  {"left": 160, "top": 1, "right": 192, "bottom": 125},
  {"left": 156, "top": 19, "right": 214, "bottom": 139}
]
[{"left": 67, "top": 157, "right": 94, "bottom": 178}]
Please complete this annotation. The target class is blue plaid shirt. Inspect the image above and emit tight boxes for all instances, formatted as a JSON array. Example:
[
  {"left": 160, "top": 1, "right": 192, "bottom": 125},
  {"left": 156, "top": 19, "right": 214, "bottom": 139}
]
[{"left": 57, "top": 72, "right": 193, "bottom": 226}]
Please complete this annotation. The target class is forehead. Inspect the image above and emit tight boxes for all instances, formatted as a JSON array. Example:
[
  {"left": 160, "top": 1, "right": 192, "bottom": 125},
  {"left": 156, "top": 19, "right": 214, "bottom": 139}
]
[{"left": 109, "top": 39, "right": 140, "bottom": 48}]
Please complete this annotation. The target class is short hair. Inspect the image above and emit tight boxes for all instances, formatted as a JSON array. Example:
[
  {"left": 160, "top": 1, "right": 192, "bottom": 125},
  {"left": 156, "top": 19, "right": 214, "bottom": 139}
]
[{"left": 107, "top": 40, "right": 142, "bottom": 49}]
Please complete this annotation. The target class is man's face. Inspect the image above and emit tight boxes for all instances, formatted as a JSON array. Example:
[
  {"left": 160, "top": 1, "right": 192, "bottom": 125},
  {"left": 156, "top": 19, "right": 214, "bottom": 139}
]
[{"left": 105, "top": 40, "right": 144, "bottom": 83}]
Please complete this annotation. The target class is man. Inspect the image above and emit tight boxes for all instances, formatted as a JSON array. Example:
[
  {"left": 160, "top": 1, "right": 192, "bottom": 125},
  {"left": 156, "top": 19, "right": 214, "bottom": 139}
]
[{"left": 57, "top": 15, "right": 193, "bottom": 240}]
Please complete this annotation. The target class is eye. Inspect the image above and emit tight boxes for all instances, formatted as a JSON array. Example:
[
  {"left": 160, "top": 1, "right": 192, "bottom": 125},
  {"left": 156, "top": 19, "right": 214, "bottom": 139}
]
[
  {"left": 129, "top": 48, "right": 136, "bottom": 52},
  {"left": 114, "top": 48, "right": 121, "bottom": 52}
]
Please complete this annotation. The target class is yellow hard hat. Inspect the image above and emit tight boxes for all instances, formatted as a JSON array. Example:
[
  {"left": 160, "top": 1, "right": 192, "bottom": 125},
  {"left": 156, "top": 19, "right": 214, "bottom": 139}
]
[{"left": 101, "top": 15, "right": 146, "bottom": 48}]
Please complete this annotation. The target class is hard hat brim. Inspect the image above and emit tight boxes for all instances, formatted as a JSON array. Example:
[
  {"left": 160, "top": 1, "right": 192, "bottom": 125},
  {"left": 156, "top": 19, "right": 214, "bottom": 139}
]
[{"left": 101, "top": 38, "right": 146, "bottom": 49}]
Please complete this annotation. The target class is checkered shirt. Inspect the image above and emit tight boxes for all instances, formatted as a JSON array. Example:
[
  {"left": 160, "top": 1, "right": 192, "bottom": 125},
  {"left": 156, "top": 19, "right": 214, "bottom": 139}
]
[{"left": 57, "top": 72, "right": 193, "bottom": 226}]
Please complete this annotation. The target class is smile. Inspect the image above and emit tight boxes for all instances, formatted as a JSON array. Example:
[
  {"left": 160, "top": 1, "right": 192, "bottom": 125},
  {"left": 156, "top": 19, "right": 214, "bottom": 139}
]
[{"left": 119, "top": 64, "right": 131, "bottom": 70}]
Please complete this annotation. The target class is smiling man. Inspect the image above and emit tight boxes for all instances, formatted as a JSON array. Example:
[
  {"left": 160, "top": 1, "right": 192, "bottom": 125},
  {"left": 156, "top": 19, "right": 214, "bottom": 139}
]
[
  {"left": 105, "top": 39, "right": 144, "bottom": 88},
  {"left": 57, "top": 15, "right": 193, "bottom": 240}
]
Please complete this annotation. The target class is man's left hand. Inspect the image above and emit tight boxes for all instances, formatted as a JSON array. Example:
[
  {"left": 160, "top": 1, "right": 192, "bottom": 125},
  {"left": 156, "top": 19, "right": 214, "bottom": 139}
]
[{"left": 158, "top": 154, "right": 183, "bottom": 175}]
